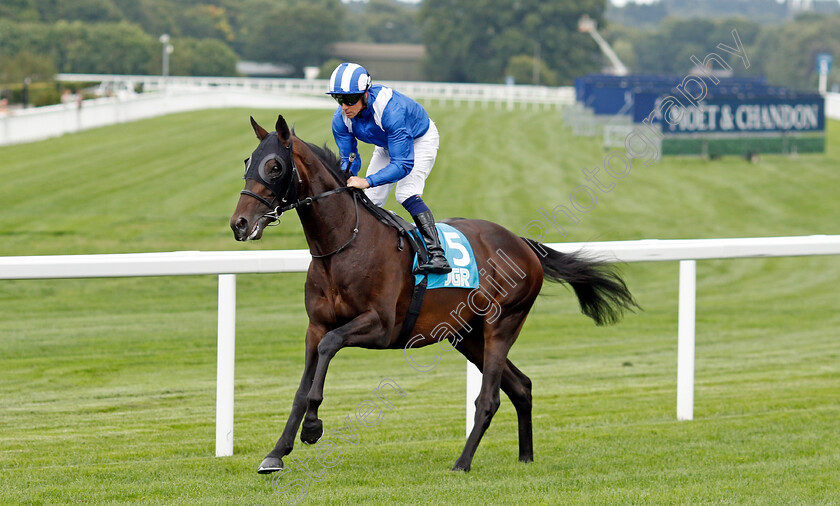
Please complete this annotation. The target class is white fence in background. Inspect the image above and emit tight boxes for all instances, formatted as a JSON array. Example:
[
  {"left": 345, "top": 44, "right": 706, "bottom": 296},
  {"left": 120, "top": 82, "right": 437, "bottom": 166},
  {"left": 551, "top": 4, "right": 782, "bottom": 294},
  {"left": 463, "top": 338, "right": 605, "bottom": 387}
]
[
  {"left": 0, "top": 75, "right": 575, "bottom": 146},
  {"left": 54, "top": 73, "right": 575, "bottom": 107},
  {"left": 0, "top": 87, "right": 336, "bottom": 147},
  {"left": 3, "top": 235, "right": 840, "bottom": 455}
]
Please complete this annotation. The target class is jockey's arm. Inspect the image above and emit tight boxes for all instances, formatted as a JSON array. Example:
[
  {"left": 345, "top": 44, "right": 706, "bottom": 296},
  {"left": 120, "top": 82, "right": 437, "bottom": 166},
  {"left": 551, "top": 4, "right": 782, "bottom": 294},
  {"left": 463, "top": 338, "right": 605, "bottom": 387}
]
[
  {"left": 331, "top": 111, "right": 361, "bottom": 175},
  {"left": 364, "top": 126, "right": 415, "bottom": 187}
]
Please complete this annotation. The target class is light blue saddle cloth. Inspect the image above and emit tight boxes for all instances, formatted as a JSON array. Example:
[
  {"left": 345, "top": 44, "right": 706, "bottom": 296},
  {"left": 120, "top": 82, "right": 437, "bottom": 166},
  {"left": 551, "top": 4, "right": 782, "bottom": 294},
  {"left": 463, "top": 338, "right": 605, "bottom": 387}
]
[{"left": 412, "top": 223, "right": 480, "bottom": 289}]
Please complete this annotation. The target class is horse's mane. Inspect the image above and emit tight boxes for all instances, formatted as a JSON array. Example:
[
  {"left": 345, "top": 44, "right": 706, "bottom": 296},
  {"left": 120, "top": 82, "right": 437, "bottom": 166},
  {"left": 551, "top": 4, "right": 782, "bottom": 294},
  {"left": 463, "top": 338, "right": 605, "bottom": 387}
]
[{"left": 298, "top": 136, "right": 348, "bottom": 185}]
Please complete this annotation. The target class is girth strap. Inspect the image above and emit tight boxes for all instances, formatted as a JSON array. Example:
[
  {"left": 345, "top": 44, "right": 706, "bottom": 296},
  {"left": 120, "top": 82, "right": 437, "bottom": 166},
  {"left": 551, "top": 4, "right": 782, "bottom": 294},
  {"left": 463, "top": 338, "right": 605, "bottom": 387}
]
[{"left": 398, "top": 274, "right": 428, "bottom": 342}]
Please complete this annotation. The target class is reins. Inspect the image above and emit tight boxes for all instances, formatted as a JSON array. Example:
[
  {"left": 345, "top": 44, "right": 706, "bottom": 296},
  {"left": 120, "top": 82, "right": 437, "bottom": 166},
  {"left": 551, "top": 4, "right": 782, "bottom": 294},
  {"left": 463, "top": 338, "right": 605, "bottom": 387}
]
[
  {"left": 308, "top": 190, "right": 360, "bottom": 258},
  {"left": 258, "top": 185, "right": 353, "bottom": 221}
]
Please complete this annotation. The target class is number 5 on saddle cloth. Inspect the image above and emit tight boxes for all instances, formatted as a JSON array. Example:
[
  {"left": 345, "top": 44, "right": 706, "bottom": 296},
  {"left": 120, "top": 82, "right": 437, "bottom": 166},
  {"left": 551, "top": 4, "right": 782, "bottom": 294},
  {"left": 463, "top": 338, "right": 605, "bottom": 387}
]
[{"left": 412, "top": 223, "right": 479, "bottom": 289}]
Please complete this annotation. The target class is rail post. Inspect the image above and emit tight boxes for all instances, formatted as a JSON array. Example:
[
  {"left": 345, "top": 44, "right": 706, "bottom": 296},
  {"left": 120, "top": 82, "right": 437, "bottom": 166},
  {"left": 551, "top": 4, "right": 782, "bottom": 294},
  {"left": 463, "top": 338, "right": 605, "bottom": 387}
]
[
  {"left": 677, "top": 260, "right": 696, "bottom": 421},
  {"left": 216, "top": 274, "right": 236, "bottom": 456}
]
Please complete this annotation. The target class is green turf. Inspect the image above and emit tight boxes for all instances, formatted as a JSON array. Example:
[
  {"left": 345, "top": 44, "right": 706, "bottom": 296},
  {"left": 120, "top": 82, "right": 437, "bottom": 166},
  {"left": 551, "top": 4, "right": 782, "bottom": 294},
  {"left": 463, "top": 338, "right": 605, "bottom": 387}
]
[{"left": 1, "top": 106, "right": 838, "bottom": 505}]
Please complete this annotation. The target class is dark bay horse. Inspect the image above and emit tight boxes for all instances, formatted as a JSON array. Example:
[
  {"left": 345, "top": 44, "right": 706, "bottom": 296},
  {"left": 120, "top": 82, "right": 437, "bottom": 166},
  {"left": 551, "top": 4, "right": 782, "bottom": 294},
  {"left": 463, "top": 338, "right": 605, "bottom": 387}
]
[{"left": 229, "top": 114, "right": 638, "bottom": 473}]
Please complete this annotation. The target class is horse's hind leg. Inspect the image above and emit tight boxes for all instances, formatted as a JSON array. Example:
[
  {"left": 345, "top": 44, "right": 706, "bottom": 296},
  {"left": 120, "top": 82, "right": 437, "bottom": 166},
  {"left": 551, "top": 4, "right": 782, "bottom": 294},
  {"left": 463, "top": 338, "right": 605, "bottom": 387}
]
[
  {"left": 454, "top": 333, "right": 534, "bottom": 465},
  {"left": 504, "top": 359, "right": 533, "bottom": 463},
  {"left": 452, "top": 314, "right": 530, "bottom": 472}
]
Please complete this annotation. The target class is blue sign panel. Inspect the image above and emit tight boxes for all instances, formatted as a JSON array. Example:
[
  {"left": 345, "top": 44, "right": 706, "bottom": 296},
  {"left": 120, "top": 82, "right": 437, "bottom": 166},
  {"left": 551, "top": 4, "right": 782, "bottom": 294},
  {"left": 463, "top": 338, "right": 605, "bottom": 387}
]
[
  {"left": 588, "top": 86, "right": 634, "bottom": 115},
  {"left": 579, "top": 74, "right": 771, "bottom": 118},
  {"left": 645, "top": 94, "right": 825, "bottom": 134}
]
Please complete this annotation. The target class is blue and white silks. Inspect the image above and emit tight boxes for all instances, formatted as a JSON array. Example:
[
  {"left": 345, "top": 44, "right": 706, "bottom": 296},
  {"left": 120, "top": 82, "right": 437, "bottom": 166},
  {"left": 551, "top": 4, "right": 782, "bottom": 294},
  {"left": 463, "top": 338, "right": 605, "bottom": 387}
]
[{"left": 332, "top": 84, "right": 431, "bottom": 186}]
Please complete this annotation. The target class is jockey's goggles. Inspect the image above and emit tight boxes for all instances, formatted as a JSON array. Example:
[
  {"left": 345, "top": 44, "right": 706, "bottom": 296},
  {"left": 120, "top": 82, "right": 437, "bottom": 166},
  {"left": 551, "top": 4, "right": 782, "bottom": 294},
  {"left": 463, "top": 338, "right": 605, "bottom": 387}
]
[{"left": 332, "top": 93, "right": 364, "bottom": 106}]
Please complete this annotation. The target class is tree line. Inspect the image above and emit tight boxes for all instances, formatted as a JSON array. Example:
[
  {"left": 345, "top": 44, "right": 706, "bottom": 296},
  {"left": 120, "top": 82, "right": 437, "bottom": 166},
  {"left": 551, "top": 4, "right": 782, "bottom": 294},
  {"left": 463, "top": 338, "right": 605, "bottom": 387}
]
[
  {"left": 605, "top": 12, "right": 840, "bottom": 93},
  {"left": 606, "top": 0, "right": 796, "bottom": 28},
  {"left": 0, "top": 0, "right": 837, "bottom": 105},
  {"left": 0, "top": 0, "right": 420, "bottom": 80},
  {"left": 0, "top": 0, "right": 605, "bottom": 90}
]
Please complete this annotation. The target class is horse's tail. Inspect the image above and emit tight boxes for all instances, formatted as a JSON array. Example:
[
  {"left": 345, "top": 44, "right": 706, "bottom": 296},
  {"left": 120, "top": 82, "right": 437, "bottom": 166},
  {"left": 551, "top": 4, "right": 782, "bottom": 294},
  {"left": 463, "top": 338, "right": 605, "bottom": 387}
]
[{"left": 521, "top": 238, "right": 639, "bottom": 326}]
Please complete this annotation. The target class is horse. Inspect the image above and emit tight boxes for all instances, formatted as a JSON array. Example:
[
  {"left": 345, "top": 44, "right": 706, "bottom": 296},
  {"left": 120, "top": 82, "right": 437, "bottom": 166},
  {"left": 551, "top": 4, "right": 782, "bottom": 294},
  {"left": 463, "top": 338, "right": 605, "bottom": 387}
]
[{"left": 229, "top": 114, "right": 638, "bottom": 473}]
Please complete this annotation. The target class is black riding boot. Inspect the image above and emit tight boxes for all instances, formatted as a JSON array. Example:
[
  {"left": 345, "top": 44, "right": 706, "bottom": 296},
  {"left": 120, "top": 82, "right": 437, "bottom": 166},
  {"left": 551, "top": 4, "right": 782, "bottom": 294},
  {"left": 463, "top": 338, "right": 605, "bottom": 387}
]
[{"left": 413, "top": 210, "right": 452, "bottom": 274}]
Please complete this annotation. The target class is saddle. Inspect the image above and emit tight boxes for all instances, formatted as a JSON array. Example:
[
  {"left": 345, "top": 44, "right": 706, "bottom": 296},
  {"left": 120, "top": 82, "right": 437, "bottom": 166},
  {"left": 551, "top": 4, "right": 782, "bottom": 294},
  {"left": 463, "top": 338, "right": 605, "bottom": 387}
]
[{"left": 355, "top": 191, "right": 429, "bottom": 264}]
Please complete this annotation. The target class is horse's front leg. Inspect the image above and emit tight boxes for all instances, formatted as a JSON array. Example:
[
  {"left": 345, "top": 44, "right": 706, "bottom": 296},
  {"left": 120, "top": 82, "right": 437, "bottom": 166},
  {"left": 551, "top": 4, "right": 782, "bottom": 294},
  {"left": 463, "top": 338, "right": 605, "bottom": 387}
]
[
  {"left": 258, "top": 325, "right": 323, "bottom": 474},
  {"left": 301, "top": 310, "right": 388, "bottom": 446}
]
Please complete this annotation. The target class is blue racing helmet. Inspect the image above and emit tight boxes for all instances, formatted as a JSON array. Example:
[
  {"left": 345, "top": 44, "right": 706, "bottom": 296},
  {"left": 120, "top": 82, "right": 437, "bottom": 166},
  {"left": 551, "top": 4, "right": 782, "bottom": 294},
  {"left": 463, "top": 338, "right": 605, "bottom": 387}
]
[{"left": 327, "top": 62, "right": 371, "bottom": 95}]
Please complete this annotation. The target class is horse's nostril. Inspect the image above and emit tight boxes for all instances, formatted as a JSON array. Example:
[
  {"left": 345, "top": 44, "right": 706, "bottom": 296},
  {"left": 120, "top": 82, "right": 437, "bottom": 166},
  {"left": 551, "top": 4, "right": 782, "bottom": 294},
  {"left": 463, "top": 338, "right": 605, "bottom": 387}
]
[{"left": 233, "top": 216, "right": 248, "bottom": 234}]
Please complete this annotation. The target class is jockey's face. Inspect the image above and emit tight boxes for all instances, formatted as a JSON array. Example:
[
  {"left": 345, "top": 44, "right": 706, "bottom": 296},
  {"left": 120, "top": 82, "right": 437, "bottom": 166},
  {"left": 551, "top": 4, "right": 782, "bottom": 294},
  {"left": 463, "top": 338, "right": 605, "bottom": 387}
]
[{"left": 340, "top": 92, "right": 366, "bottom": 119}]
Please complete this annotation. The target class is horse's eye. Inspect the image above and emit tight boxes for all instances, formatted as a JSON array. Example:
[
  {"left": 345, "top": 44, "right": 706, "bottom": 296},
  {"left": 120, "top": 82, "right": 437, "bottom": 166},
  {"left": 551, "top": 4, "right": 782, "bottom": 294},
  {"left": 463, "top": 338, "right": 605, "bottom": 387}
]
[{"left": 266, "top": 160, "right": 285, "bottom": 180}]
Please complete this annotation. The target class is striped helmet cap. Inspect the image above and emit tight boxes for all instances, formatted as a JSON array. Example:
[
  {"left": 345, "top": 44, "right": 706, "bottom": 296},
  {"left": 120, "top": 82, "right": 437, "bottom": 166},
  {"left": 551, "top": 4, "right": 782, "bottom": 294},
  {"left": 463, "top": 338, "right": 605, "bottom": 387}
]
[{"left": 326, "top": 62, "right": 371, "bottom": 95}]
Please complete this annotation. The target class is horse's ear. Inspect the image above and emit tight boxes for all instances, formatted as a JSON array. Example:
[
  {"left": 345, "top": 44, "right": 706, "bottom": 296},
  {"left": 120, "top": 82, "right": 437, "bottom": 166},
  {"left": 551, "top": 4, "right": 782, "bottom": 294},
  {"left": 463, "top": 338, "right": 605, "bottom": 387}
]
[
  {"left": 250, "top": 116, "right": 269, "bottom": 140},
  {"left": 275, "top": 115, "right": 291, "bottom": 143}
]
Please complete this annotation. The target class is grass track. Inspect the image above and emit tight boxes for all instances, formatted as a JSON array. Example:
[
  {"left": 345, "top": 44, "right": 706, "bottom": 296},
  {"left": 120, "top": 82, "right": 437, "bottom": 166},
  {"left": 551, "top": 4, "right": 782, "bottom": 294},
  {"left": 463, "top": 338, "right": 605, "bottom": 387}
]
[{"left": 1, "top": 106, "right": 838, "bottom": 504}]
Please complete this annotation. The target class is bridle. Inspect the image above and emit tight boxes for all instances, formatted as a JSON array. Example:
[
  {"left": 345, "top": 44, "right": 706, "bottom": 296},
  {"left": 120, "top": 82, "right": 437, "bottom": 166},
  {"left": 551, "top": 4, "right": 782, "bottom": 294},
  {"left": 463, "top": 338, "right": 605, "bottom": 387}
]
[
  {"left": 239, "top": 136, "right": 360, "bottom": 258},
  {"left": 240, "top": 136, "right": 301, "bottom": 213},
  {"left": 251, "top": 187, "right": 360, "bottom": 259}
]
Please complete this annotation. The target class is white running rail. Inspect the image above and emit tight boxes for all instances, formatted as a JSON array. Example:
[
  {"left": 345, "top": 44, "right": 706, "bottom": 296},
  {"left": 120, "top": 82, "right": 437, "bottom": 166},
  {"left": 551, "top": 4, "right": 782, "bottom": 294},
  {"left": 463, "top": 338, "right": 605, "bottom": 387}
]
[{"left": 2, "top": 235, "right": 840, "bottom": 455}]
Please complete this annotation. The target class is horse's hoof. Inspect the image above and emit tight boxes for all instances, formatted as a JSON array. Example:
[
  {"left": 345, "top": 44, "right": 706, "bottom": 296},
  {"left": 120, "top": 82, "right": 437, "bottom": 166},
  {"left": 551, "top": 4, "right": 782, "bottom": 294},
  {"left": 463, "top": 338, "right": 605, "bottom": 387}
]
[
  {"left": 451, "top": 462, "right": 471, "bottom": 472},
  {"left": 300, "top": 419, "right": 324, "bottom": 445},
  {"left": 257, "top": 456, "right": 284, "bottom": 474}
]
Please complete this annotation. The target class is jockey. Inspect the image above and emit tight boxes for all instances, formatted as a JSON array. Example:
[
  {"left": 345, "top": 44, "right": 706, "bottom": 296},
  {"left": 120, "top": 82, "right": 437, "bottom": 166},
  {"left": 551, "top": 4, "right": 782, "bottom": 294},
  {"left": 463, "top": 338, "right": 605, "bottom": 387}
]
[{"left": 328, "top": 62, "right": 452, "bottom": 275}]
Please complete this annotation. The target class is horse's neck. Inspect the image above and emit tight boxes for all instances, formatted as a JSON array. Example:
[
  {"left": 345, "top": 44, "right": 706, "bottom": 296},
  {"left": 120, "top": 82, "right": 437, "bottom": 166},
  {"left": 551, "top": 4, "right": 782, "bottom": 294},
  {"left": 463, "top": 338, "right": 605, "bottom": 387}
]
[{"left": 296, "top": 154, "right": 368, "bottom": 255}]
